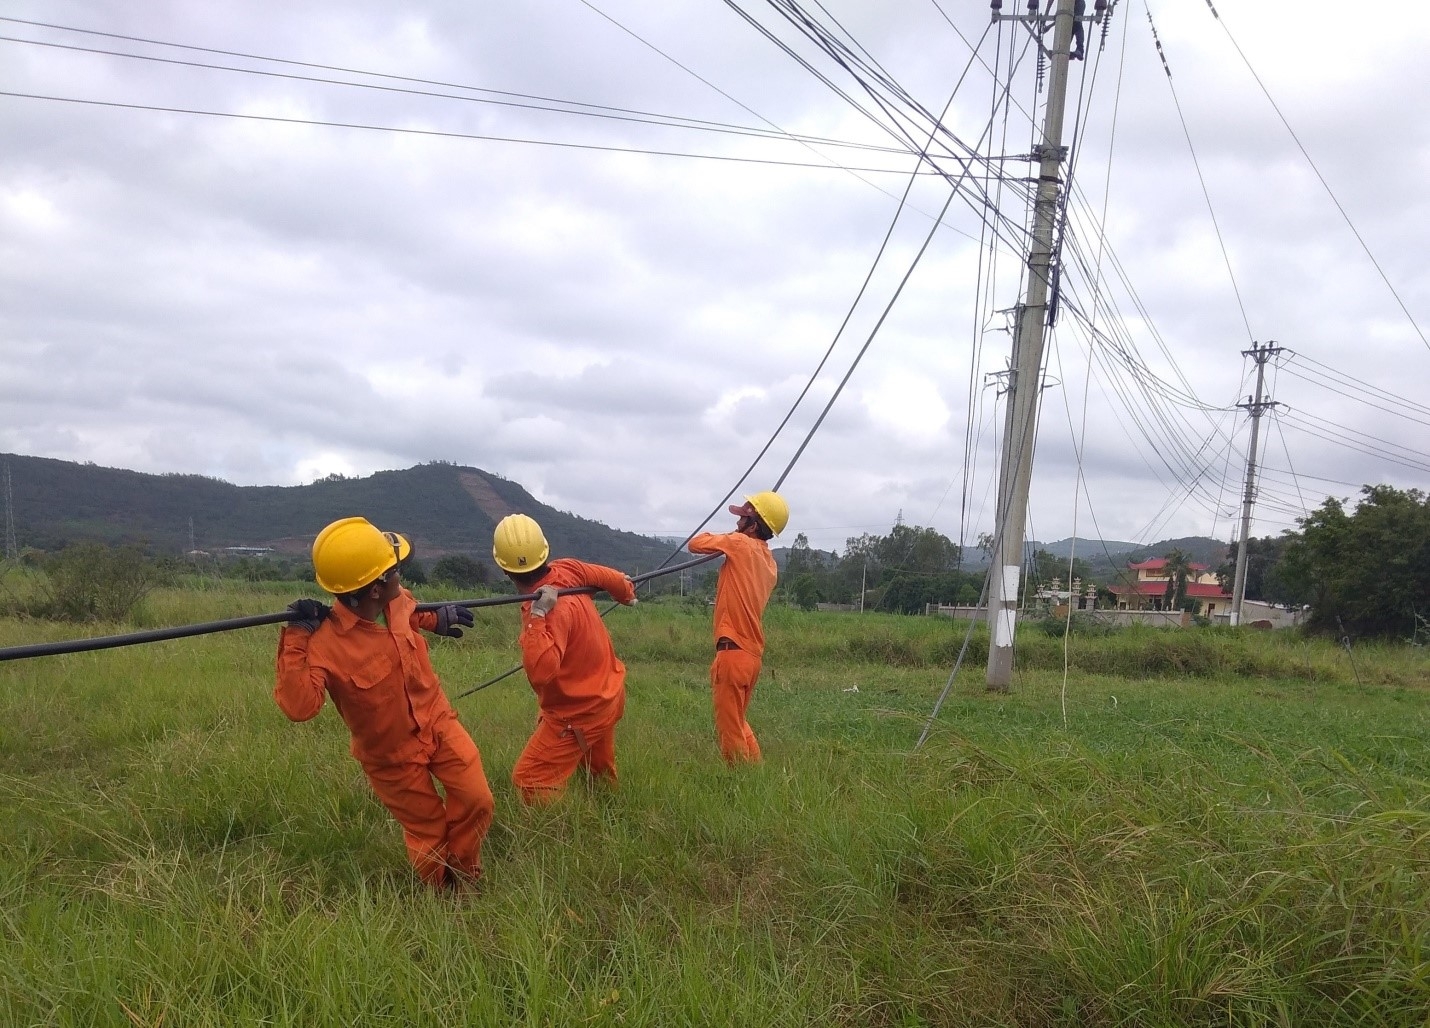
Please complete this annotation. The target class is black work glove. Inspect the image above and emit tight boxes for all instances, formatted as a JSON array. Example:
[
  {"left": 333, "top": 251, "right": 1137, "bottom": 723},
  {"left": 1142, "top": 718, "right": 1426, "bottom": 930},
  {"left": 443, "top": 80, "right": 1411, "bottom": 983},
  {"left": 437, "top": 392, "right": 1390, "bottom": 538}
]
[
  {"left": 287, "top": 598, "right": 331, "bottom": 633},
  {"left": 433, "top": 604, "right": 474, "bottom": 639}
]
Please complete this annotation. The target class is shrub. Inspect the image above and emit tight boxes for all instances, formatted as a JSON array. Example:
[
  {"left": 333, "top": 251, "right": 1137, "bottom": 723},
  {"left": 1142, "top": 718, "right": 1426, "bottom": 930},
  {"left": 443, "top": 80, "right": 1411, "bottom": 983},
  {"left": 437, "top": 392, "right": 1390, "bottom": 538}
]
[
  {"left": 845, "top": 631, "right": 922, "bottom": 667},
  {"left": 431, "top": 555, "right": 488, "bottom": 589},
  {"left": 1038, "top": 612, "right": 1118, "bottom": 637},
  {"left": 34, "top": 543, "right": 157, "bottom": 622}
]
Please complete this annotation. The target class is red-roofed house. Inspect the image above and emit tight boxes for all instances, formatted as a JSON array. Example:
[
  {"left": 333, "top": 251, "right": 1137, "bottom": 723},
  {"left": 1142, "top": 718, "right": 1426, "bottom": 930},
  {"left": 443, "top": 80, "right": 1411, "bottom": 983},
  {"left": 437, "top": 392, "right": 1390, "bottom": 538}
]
[{"left": 1106, "top": 557, "right": 1231, "bottom": 616}]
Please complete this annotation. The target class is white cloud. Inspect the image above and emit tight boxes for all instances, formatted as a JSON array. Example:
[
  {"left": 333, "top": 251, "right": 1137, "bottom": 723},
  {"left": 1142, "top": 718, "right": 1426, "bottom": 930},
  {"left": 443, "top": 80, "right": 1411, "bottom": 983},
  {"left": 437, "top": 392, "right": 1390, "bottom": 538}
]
[{"left": 1, "top": 0, "right": 1427, "bottom": 557}]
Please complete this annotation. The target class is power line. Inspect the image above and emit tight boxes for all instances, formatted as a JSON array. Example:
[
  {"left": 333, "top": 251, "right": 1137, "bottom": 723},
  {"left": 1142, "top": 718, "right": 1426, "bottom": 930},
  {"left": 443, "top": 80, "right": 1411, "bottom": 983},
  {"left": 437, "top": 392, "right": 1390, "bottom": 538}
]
[
  {"left": 0, "top": 31, "right": 919, "bottom": 157},
  {"left": 0, "top": 90, "right": 944, "bottom": 175},
  {"left": 1202, "top": 8, "right": 1430, "bottom": 356},
  {"left": 1141, "top": 5, "right": 1254, "bottom": 342}
]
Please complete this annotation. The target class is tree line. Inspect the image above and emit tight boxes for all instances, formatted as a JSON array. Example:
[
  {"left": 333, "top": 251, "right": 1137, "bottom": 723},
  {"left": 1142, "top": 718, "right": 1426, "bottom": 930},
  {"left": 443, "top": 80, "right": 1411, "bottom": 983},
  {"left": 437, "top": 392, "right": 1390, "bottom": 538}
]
[
  {"left": 776, "top": 523, "right": 1088, "bottom": 615},
  {"left": 1221, "top": 484, "right": 1430, "bottom": 640}
]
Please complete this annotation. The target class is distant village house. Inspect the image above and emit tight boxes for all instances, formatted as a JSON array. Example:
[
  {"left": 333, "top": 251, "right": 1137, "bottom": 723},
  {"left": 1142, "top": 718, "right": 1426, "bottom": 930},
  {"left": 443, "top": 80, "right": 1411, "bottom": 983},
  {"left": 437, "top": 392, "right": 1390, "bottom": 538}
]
[{"left": 1106, "top": 557, "right": 1230, "bottom": 616}]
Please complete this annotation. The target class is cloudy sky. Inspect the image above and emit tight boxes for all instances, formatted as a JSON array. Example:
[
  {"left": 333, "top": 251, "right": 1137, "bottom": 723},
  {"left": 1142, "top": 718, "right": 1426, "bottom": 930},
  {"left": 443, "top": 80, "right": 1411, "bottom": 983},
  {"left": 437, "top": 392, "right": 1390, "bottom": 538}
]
[{"left": 2, "top": 0, "right": 1427, "bottom": 555}]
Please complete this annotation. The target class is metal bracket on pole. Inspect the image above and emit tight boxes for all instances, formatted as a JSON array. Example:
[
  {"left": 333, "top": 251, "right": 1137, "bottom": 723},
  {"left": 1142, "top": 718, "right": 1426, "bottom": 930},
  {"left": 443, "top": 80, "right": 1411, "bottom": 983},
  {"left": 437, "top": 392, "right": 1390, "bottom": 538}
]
[{"left": 991, "top": 3, "right": 1103, "bottom": 25}]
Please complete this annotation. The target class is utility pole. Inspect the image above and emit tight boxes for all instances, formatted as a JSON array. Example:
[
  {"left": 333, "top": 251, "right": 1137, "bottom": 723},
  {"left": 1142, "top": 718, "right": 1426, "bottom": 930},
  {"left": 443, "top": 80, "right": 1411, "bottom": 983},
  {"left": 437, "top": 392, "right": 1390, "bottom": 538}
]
[
  {"left": 1230, "top": 341, "right": 1283, "bottom": 625},
  {"left": 986, "top": 0, "right": 1091, "bottom": 691}
]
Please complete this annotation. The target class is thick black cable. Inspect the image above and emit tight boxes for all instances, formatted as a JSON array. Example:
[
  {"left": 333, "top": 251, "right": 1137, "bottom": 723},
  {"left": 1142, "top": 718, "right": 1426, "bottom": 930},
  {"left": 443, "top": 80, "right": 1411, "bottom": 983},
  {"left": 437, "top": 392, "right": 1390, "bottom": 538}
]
[{"left": 0, "top": 554, "right": 716, "bottom": 663}]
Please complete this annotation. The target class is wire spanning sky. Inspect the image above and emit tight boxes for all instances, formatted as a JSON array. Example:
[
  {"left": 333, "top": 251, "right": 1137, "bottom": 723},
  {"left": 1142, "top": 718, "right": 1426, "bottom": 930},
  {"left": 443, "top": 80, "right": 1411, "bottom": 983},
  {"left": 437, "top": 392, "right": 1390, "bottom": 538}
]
[{"left": 1, "top": 1, "right": 1427, "bottom": 555}]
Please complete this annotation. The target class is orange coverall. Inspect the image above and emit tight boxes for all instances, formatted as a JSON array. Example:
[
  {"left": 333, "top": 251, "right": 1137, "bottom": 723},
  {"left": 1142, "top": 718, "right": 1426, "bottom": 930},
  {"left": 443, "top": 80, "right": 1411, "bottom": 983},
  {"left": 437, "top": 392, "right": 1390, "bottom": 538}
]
[
  {"left": 688, "top": 530, "right": 778, "bottom": 763},
  {"left": 274, "top": 587, "right": 495, "bottom": 888},
  {"left": 512, "top": 558, "right": 636, "bottom": 804}
]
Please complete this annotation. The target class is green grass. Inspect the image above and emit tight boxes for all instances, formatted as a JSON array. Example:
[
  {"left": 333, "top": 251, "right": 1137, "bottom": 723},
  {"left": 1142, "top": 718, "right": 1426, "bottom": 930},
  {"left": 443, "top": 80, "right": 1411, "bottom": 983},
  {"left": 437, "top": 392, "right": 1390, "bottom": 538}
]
[{"left": 1, "top": 585, "right": 1427, "bottom": 1025}]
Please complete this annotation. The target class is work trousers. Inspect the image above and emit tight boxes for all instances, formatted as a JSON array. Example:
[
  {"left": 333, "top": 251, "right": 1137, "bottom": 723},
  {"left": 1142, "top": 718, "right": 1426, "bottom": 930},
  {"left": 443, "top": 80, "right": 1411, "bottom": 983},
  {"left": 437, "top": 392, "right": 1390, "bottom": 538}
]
[
  {"left": 363, "top": 718, "right": 495, "bottom": 888},
  {"left": 512, "top": 703, "right": 621, "bottom": 806},
  {"left": 711, "top": 647, "right": 762, "bottom": 764}
]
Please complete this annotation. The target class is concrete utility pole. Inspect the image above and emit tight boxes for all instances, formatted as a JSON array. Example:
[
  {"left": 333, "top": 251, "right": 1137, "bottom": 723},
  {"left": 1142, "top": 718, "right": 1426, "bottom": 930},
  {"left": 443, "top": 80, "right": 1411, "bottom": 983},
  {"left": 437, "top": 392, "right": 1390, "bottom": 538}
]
[
  {"left": 986, "top": 0, "right": 1090, "bottom": 691},
  {"left": 1230, "top": 341, "right": 1283, "bottom": 625}
]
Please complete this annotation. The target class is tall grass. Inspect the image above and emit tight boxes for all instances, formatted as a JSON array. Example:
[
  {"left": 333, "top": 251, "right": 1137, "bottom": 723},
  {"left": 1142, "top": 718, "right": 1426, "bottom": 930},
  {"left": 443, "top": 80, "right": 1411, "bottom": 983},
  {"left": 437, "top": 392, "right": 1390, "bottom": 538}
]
[{"left": 0, "top": 585, "right": 1426, "bottom": 1024}]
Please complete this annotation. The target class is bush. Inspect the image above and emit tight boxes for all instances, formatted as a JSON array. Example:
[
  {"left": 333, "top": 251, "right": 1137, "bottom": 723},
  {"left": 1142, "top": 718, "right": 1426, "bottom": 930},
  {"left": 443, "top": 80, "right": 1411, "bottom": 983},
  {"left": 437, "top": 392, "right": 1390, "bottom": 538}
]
[
  {"left": 1037, "top": 612, "right": 1118, "bottom": 637},
  {"left": 431, "top": 555, "right": 488, "bottom": 589},
  {"left": 845, "top": 631, "right": 922, "bottom": 667},
  {"left": 34, "top": 543, "right": 157, "bottom": 622}
]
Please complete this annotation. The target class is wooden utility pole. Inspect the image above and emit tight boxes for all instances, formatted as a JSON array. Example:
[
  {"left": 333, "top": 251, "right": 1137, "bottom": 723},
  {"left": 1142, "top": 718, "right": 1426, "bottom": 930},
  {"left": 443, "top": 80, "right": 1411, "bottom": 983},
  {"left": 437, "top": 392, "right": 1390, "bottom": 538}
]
[
  {"left": 1229, "top": 341, "right": 1282, "bottom": 625},
  {"left": 986, "top": 0, "right": 1087, "bottom": 691}
]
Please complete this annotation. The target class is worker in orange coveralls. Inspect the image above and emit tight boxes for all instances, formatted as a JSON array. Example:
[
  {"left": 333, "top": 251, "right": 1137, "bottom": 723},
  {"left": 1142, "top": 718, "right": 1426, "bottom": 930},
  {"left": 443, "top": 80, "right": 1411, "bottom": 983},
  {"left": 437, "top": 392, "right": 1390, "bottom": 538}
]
[
  {"left": 688, "top": 491, "right": 788, "bottom": 764},
  {"left": 275, "top": 516, "right": 495, "bottom": 891},
  {"left": 492, "top": 513, "right": 638, "bottom": 805}
]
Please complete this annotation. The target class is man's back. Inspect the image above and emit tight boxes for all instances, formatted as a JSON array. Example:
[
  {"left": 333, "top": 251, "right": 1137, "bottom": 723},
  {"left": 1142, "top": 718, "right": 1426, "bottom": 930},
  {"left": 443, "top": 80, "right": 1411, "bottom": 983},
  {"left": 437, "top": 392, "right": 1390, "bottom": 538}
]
[{"left": 518, "top": 558, "right": 630, "bottom": 722}]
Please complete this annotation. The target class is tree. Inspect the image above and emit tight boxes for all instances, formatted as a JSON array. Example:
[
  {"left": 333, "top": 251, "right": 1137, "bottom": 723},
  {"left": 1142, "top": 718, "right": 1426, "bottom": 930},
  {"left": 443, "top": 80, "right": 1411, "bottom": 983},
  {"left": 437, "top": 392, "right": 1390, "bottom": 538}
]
[
  {"left": 1161, "top": 549, "right": 1194, "bottom": 612},
  {"left": 836, "top": 533, "right": 881, "bottom": 607},
  {"left": 1218, "top": 534, "right": 1298, "bottom": 605},
  {"left": 785, "top": 533, "right": 821, "bottom": 577},
  {"left": 875, "top": 524, "right": 960, "bottom": 575},
  {"left": 1028, "top": 549, "right": 1092, "bottom": 592},
  {"left": 791, "top": 574, "right": 821, "bottom": 611},
  {"left": 430, "top": 555, "right": 489, "bottom": 589},
  {"left": 1279, "top": 486, "right": 1430, "bottom": 637}
]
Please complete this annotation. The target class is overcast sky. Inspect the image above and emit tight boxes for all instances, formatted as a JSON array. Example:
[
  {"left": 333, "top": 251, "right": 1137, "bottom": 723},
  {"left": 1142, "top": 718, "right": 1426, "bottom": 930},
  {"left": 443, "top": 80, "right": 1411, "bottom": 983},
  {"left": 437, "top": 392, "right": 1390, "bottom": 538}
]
[{"left": 2, "top": 0, "right": 1427, "bottom": 556}]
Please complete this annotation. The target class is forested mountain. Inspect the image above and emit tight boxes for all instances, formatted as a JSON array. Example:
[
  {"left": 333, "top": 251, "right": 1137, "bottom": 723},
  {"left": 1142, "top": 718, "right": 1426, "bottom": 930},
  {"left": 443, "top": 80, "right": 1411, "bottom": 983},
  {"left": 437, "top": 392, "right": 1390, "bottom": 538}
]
[
  {"left": 2, "top": 454, "right": 677, "bottom": 570},
  {"left": 1033, "top": 536, "right": 1141, "bottom": 560},
  {"left": 961, "top": 535, "right": 1228, "bottom": 577}
]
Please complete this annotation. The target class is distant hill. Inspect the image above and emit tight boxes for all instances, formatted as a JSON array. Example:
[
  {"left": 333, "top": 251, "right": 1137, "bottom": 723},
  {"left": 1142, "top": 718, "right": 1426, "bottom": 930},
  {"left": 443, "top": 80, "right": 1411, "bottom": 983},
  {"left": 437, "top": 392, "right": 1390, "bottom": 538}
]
[
  {"left": 1033, "top": 536, "right": 1141, "bottom": 560},
  {"left": 959, "top": 534, "right": 1231, "bottom": 582},
  {"left": 2, "top": 454, "right": 679, "bottom": 571},
  {"left": 962, "top": 535, "right": 1225, "bottom": 567},
  {"left": 1118, "top": 536, "right": 1231, "bottom": 569},
  {"left": 1072, "top": 535, "right": 1230, "bottom": 581}
]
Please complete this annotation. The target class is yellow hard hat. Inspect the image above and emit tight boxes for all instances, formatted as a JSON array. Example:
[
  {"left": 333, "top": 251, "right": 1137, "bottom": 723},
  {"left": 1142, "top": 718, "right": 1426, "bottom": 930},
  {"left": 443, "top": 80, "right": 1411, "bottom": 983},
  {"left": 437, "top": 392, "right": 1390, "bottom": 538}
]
[
  {"left": 311, "top": 517, "right": 410, "bottom": 595},
  {"left": 735, "top": 490, "right": 789, "bottom": 536},
  {"left": 493, "top": 514, "right": 550, "bottom": 573}
]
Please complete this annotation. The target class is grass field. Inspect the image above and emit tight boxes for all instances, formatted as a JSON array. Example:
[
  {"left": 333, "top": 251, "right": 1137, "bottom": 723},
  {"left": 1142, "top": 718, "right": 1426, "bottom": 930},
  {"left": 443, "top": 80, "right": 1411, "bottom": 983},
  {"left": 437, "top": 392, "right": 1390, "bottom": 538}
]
[{"left": 1, "top": 583, "right": 1427, "bottom": 1026}]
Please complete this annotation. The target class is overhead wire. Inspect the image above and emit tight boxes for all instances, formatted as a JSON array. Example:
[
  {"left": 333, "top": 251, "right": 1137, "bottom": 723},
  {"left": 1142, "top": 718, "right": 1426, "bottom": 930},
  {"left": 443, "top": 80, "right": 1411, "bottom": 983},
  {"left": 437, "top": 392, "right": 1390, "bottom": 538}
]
[
  {"left": 1271, "top": 410, "right": 1309, "bottom": 516},
  {"left": 457, "top": 11, "right": 1007, "bottom": 697},
  {"left": 1200, "top": 6, "right": 1430, "bottom": 356},
  {"left": 0, "top": 90, "right": 942, "bottom": 175},
  {"left": 959, "top": 11, "right": 1027, "bottom": 565},
  {"left": 573, "top": 0, "right": 1041, "bottom": 253},
  {"left": 721, "top": 0, "right": 1046, "bottom": 260},
  {"left": 1139, "top": 2, "right": 1254, "bottom": 343},
  {"left": 0, "top": 31, "right": 916, "bottom": 156}
]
